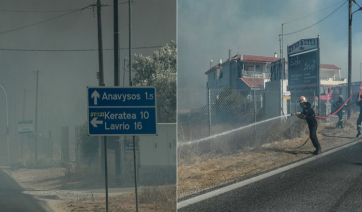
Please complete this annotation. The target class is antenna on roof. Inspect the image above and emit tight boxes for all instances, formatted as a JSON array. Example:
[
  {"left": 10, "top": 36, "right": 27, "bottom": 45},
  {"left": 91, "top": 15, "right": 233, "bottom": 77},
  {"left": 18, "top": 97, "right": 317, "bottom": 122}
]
[{"left": 210, "top": 60, "right": 213, "bottom": 69}]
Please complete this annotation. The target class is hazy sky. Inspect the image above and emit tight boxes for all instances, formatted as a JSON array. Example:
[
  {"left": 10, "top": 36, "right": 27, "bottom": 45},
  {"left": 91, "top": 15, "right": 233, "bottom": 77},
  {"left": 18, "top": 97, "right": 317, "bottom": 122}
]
[
  {"left": 0, "top": 0, "right": 175, "bottom": 141},
  {"left": 178, "top": 0, "right": 362, "bottom": 89}
]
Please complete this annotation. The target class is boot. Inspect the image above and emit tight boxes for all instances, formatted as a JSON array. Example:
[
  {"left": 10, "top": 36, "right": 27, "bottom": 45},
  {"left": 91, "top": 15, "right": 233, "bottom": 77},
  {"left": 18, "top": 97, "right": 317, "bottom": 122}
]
[
  {"left": 357, "top": 131, "right": 361, "bottom": 138},
  {"left": 313, "top": 148, "right": 321, "bottom": 155}
]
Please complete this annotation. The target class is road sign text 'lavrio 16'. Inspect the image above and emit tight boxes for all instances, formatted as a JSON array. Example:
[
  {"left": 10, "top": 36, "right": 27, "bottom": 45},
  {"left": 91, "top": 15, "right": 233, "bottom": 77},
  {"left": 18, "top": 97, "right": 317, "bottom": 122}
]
[{"left": 87, "top": 87, "right": 157, "bottom": 136}]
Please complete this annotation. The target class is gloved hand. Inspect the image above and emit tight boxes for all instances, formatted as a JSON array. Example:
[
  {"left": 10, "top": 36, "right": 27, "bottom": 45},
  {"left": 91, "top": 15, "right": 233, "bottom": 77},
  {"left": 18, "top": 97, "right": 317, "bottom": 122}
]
[{"left": 292, "top": 112, "right": 301, "bottom": 116}]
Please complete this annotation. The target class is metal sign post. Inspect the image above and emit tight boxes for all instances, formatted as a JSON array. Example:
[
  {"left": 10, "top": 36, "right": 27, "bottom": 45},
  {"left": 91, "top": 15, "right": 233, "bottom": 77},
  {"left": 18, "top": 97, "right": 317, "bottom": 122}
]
[{"left": 87, "top": 86, "right": 157, "bottom": 211}]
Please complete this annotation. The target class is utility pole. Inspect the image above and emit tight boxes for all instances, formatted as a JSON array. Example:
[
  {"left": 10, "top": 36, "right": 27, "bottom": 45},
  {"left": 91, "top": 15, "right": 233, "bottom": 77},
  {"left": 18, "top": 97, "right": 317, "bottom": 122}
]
[
  {"left": 348, "top": 0, "right": 352, "bottom": 119},
  {"left": 348, "top": 1, "right": 362, "bottom": 119},
  {"left": 281, "top": 23, "right": 284, "bottom": 59},
  {"left": 96, "top": 1, "right": 109, "bottom": 212},
  {"left": 97, "top": 0, "right": 105, "bottom": 87},
  {"left": 129, "top": 1, "right": 139, "bottom": 211},
  {"left": 21, "top": 89, "right": 26, "bottom": 160},
  {"left": 123, "top": 56, "right": 128, "bottom": 86},
  {"left": 128, "top": 0, "right": 132, "bottom": 86},
  {"left": 112, "top": 0, "right": 122, "bottom": 191},
  {"left": 0, "top": 84, "right": 9, "bottom": 162},
  {"left": 114, "top": 0, "right": 120, "bottom": 85},
  {"left": 34, "top": 70, "right": 39, "bottom": 162}
]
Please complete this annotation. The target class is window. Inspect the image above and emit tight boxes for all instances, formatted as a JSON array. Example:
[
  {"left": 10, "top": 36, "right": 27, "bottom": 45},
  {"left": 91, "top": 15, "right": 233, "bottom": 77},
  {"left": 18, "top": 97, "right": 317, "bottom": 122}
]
[{"left": 218, "top": 68, "right": 223, "bottom": 79}]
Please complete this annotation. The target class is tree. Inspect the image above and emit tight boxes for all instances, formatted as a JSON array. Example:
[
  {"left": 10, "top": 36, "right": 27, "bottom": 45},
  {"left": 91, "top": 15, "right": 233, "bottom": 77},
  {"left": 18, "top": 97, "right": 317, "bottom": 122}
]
[
  {"left": 215, "top": 88, "right": 254, "bottom": 124},
  {"left": 132, "top": 41, "right": 176, "bottom": 123}
]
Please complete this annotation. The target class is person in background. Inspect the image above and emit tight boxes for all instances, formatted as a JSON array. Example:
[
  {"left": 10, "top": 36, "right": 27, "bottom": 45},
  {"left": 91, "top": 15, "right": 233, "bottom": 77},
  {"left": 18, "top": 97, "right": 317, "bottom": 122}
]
[
  {"left": 294, "top": 96, "right": 322, "bottom": 155},
  {"left": 356, "top": 94, "right": 362, "bottom": 137},
  {"left": 333, "top": 95, "right": 345, "bottom": 129}
]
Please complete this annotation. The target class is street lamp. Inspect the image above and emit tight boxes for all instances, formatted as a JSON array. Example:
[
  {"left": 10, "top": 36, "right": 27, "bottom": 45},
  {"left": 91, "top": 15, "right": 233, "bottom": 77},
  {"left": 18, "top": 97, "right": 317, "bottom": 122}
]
[
  {"left": 0, "top": 84, "right": 9, "bottom": 162},
  {"left": 348, "top": 0, "right": 362, "bottom": 119}
]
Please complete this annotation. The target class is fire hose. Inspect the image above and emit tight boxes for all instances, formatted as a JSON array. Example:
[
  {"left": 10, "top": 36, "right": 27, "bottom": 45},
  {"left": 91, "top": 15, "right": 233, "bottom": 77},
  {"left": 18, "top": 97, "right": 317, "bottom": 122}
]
[{"left": 315, "top": 91, "right": 360, "bottom": 119}]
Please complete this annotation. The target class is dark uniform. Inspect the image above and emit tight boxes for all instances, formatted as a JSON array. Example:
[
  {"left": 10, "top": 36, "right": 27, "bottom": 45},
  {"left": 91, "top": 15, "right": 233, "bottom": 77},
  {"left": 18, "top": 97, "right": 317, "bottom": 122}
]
[
  {"left": 301, "top": 102, "right": 321, "bottom": 154},
  {"left": 333, "top": 96, "right": 344, "bottom": 128},
  {"left": 356, "top": 95, "right": 362, "bottom": 137}
]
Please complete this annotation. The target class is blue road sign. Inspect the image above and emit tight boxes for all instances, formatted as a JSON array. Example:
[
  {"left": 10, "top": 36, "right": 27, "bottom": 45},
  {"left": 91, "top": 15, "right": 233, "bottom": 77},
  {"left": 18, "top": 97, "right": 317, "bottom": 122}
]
[
  {"left": 88, "top": 87, "right": 156, "bottom": 107},
  {"left": 87, "top": 87, "right": 157, "bottom": 136}
]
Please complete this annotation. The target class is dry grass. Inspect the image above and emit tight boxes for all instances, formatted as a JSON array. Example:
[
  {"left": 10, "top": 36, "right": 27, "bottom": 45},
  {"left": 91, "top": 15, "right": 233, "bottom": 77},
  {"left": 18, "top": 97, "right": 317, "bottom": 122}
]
[
  {"left": 62, "top": 186, "right": 176, "bottom": 212},
  {"left": 177, "top": 114, "right": 359, "bottom": 199}
]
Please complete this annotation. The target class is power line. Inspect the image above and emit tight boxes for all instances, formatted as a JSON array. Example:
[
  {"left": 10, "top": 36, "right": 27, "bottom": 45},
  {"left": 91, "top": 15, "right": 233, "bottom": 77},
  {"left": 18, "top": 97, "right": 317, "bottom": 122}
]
[
  {"left": 0, "top": 5, "right": 93, "bottom": 35},
  {"left": 282, "top": 0, "right": 347, "bottom": 36},
  {"left": 0, "top": 0, "right": 136, "bottom": 36},
  {"left": 0, "top": 45, "right": 164, "bottom": 52},
  {"left": 283, "top": 0, "right": 346, "bottom": 24},
  {"left": 353, "top": 0, "right": 361, "bottom": 7},
  {"left": 0, "top": 1, "right": 133, "bottom": 13},
  {"left": 0, "top": 8, "right": 92, "bottom": 13}
]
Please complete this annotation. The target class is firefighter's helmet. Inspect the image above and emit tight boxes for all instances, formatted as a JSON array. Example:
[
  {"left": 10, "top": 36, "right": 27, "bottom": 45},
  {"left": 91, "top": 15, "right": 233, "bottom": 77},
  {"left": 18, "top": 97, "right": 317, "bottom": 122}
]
[{"left": 299, "top": 96, "right": 308, "bottom": 103}]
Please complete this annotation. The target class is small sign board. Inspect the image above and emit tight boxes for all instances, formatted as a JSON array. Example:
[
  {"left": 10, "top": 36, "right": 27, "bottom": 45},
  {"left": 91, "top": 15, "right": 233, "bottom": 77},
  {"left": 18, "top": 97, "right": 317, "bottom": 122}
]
[
  {"left": 288, "top": 38, "right": 318, "bottom": 55},
  {"left": 18, "top": 120, "right": 34, "bottom": 134},
  {"left": 125, "top": 141, "right": 139, "bottom": 151},
  {"left": 87, "top": 87, "right": 157, "bottom": 136},
  {"left": 283, "top": 91, "right": 291, "bottom": 100}
]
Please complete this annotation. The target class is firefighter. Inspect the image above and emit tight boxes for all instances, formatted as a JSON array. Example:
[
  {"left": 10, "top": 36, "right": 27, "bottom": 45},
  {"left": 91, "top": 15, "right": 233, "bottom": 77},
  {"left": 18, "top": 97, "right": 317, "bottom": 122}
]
[
  {"left": 294, "top": 96, "right": 322, "bottom": 155},
  {"left": 333, "top": 95, "right": 345, "bottom": 129},
  {"left": 356, "top": 94, "right": 362, "bottom": 137}
]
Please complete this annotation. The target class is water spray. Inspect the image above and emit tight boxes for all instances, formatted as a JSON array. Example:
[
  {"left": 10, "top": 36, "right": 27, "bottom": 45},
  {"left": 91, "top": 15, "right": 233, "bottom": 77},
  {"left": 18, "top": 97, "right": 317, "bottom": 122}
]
[{"left": 181, "top": 114, "right": 291, "bottom": 146}]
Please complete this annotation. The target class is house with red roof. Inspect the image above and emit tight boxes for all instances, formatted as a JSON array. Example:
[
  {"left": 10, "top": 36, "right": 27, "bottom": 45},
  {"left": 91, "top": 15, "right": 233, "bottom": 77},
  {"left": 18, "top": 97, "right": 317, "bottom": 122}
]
[
  {"left": 205, "top": 54, "right": 278, "bottom": 91},
  {"left": 205, "top": 53, "right": 345, "bottom": 90}
]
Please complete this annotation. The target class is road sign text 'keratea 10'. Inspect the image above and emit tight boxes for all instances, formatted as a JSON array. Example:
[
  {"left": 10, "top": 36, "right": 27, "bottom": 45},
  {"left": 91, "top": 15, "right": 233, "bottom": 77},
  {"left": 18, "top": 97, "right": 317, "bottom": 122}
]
[{"left": 87, "top": 87, "right": 157, "bottom": 136}]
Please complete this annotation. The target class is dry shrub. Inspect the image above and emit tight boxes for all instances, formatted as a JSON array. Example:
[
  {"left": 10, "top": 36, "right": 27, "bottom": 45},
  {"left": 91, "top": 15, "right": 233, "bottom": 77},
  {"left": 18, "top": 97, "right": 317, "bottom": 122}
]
[
  {"left": 178, "top": 142, "right": 220, "bottom": 167},
  {"left": 265, "top": 117, "right": 309, "bottom": 143},
  {"left": 139, "top": 185, "right": 176, "bottom": 212},
  {"left": 178, "top": 143, "right": 202, "bottom": 165},
  {"left": 63, "top": 162, "right": 101, "bottom": 183}
]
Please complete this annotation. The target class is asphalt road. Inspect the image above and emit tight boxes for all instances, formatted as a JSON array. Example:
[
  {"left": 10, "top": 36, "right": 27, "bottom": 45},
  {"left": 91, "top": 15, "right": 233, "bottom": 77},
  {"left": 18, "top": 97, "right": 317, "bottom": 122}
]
[
  {"left": 0, "top": 168, "right": 48, "bottom": 212},
  {"left": 178, "top": 140, "right": 362, "bottom": 212}
]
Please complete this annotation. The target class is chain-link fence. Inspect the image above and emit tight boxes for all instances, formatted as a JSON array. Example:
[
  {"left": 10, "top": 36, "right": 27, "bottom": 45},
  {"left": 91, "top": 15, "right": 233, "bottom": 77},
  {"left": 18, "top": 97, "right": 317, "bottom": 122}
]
[
  {"left": 178, "top": 88, "right": 316, "bottom": 157},
  {"left": 178, "top": 88, "right": 266, "bottom": 141}
]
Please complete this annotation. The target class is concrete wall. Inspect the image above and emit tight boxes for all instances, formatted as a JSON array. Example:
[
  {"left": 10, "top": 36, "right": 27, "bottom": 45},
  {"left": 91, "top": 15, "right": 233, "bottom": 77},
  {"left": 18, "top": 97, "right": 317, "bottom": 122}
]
[{"left": 265, "top": 80, "right": 283, "bottom": 119}]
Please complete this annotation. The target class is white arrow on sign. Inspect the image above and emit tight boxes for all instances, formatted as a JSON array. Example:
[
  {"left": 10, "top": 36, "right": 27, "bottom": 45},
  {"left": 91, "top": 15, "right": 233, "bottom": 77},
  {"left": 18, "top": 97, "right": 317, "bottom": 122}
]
[
  {"left": 91, "top": 90, "right": 100, "bottom": 105},
  {"left": 91, "top": 117, "right": 103, "bottom": 127}
]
